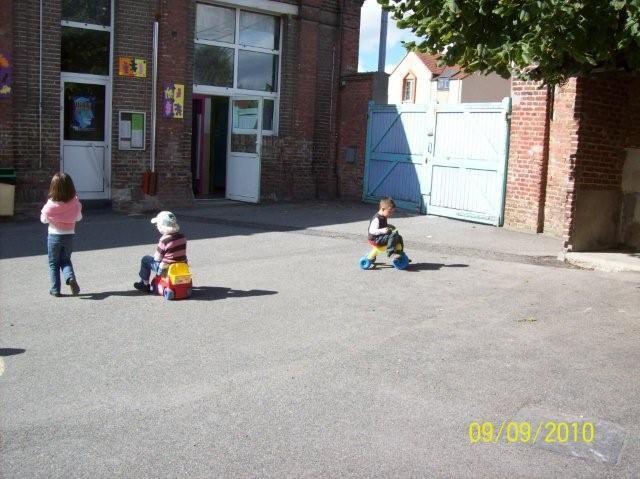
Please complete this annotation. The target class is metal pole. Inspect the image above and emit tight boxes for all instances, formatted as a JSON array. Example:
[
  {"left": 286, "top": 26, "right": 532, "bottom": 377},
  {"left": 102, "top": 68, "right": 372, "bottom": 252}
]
[
  {"left": 378, "top": 8, "right": 388, "bottom": 73},
  {"left": 150, "top": 21, "right": 158, "bottom": 173},
  {"left": 39, "top": 0, "right": 43, "bottom": 169}
]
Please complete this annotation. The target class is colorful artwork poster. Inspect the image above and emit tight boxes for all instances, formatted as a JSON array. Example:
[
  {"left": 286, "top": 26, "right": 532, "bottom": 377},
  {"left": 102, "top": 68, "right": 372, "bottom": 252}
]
[
  {"left": 0, "top": 51, "right": 12, "bottom": 99},
  {"left": 118, "top": 57, "right": 147, "bottom": 78},
  {"left": 163, "top": 83, "right": 184, "bottom": 119},
  {"left": 71, "top": 95, "right": 96, "bottom": 132}
]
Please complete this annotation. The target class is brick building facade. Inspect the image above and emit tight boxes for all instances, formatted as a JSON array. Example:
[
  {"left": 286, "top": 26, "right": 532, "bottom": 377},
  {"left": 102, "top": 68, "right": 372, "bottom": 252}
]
[
  {"left": 0, "top": 0, "right": 366, "bottom": 215},
  {"left": 505, "top": 77, "right": 640, "bottom": 251}
]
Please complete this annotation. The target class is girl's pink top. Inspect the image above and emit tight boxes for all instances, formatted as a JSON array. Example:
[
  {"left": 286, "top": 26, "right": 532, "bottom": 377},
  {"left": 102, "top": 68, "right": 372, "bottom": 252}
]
[{"left": 40, "top": 196, "right": 83, "bottom": 234}]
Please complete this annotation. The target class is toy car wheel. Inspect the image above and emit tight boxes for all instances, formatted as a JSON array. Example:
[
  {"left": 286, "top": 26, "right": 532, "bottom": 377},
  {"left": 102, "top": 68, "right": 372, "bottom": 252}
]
[
  {"left": 359, "top": 256, "right": 373, "bottom": 270},
  {"left": 393, "top": 254, "right": 410, "bottom": 270},
  {"left": 163, "top": 288, "right": 175, "bottom": 300}
]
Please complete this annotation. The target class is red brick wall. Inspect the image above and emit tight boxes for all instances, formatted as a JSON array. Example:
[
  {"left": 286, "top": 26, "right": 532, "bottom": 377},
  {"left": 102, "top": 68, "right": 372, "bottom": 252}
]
[
  {"left": 0, "top": 0, "right": 13, "bottom": 170},
  {"left": 564, "top": 76, "right": 628, "bottom": 250},
  {"left": 110, "top": 0, "right": 154, "bottom": 210},
  {"left": 506, "top": 76, "right": 631, "bottom": 250},
  {"left": 503, "top": 81, "right": 551, "bottom": 232},
  {"left": 261, "top": 0, "right": 364, "bottom": 201},
  {"left": 573, "top": 77, "right": 627, "bottom": 190},
  {"left": 153, "top": 0, "right": 194, "bottom": 208},
  {"left": 625, "top": 77, "right": 640, "bottom": 148},
  {"left": 11, "top": 1, "right": 62, "bottom": 214},
  {"left": 336, "top": 73, "right": 374, "bottom": 200},
  {"left": 544, "top": 79, "right": 579, "bottom": 238}
]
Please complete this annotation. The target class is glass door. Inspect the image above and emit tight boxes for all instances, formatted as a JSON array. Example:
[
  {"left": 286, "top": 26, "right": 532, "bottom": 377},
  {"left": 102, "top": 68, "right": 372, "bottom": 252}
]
[
  {"left": 60, "top": 0, "right": 112, "bottom": 199},
  {"left": 61, "top": 78, "right": 110, "bottom": 197},
  {"left": 226, "top": 97, "right": 262, "bottom": 203}
]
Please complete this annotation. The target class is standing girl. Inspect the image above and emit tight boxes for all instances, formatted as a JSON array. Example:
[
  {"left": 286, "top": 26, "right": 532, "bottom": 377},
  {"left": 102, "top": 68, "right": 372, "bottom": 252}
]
[{"left": 40, "top": 173, "right": 83, "bottom": 297}]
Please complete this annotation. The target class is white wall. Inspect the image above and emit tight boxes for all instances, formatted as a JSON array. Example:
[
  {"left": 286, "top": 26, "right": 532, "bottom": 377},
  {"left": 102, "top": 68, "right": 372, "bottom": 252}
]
[
  {"left": 430, "top": 79, "right": 462, "bottom": 104},
  {"left": 387, "top": 52, "right": 433, "bottom": 104}
]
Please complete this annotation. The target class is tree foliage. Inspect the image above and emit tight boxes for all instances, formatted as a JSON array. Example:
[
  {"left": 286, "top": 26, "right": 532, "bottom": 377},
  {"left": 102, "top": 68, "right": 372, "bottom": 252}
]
[{"left": 378, "top": 0, "right": 640, "bottom": 84}]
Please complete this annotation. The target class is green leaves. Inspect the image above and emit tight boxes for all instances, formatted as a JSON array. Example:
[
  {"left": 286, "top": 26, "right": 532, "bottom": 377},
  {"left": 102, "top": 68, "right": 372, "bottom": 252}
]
[{"left": 377, "top": 0, "right": 640, "bottom": 84}]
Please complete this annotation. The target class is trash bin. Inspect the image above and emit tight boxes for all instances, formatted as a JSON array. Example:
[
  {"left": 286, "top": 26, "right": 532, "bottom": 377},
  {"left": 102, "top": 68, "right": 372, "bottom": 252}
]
[{"left": 0, "top": 167, "right": 16, "bottom": 216}]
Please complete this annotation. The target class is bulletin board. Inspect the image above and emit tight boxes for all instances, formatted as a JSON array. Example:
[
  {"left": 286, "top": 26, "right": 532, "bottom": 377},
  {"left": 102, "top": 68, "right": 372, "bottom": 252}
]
[{"left": 119, "top": 111, "right": 146, "bottom": 150}]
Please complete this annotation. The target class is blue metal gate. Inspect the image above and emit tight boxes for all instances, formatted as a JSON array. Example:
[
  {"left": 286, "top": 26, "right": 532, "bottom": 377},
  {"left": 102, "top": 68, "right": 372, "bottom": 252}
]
[{"left": 363, "top": 98, "right": 511, "bottom": 225}]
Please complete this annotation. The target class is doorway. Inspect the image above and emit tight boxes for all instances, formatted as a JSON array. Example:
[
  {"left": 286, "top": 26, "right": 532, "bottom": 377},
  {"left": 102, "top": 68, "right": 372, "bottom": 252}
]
[
  {"left": 191, "top": 95, "right": 229, "bottom": 198},
  {"left": 60, "top": 77, "right": 111, "bottom": 199}
]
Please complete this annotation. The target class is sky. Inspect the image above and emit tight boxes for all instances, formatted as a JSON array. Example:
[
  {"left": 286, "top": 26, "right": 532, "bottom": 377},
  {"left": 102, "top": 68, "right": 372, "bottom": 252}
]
[{"left": 357, "top": 0, "right": 421, "bottom": 73}]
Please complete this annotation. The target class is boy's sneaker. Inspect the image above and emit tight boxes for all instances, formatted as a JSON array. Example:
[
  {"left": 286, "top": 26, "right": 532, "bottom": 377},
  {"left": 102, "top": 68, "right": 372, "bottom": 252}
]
[
  {"left": 49, "top": 289, "right": 60, "bottom": 297},
  {"left": 67, "top": 278, "right": 80, "bottom": 295},
  {"left": 134, "top": 281, "right": 151, "bottom": 293}
]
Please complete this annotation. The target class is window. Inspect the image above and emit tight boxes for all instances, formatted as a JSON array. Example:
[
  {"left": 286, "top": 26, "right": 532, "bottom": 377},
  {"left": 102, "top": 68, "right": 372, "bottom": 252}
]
[
  {"left": 61, "top": 0, "right": 111, "bottom": 75},
  {"left": 402, "top": 75, "right": 415, "bottom": 102},
  {"left": 195, "top": 3, "right": 281, "bottom": 134},
  {"left": 437, "top": 78, "right": 450, "bottom": 91},
  {"left": 61, "top": 27, "right": 110, "bottom": 75},
  {"left": 237, "top": 50, "right": 278, "bottom": 92},
  {"left": 194, "top": 44, "right": 234, "bottom": 87},
  {"left": 262, "top": 99, "right": 275, "bottom": 131},
  {"left": 63, "top": 83, "right": 106, "bottom": 141},
  {"left": 62, "top": 0, "right": 111, "bottom": 26},
  {"left": 239, "top": 11, "right": 280, "bottom": 49},
  {"left": 196, "top": 4, "right": 235, "bottom": 43}
]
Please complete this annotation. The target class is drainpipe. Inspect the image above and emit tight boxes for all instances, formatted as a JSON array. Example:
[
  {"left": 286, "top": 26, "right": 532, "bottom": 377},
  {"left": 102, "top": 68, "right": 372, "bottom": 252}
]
[
  {"left": 39, "top": 0, "right": 43, "bottom": 169},
  {"left": 334, "top": 0, "right": 346, "bottom": 197},
  {"left": 150, "top": 21, "right": 158, "bottom": 173}
]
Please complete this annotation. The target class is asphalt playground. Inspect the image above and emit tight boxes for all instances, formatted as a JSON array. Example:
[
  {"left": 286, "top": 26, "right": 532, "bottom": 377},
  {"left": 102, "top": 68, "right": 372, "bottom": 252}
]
[{"left": 1, "top": 201, "right": 639, "bottom": 478}]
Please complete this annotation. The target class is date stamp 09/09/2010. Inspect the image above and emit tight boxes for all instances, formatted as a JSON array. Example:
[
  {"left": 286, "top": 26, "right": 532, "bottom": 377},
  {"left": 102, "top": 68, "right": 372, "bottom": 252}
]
[{"left": 468, "top": 420, "right": 595, "bottom": 445}]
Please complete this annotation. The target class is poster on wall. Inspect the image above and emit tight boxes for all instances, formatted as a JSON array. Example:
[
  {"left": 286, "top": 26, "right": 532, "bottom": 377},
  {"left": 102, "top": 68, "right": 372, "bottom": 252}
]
[
  {"left": 71, "top": 95, "right": 96, "bottom": 132},
  {"left": 163, "top": 82, "right": 184, "bottom": 119},
  {"left": 0, "top": 51, "right": 12, "bottom": 99},
  {"left": 118, "top": 57, "right": 147, "bottom": 78}
]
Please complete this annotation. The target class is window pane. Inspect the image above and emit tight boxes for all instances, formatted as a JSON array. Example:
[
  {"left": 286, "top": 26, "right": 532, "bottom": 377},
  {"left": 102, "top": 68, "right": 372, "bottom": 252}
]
[
  {"left": 403, "top": 79, "right": 413, "bottom": 101},
  {"left": 232, "top": 99, "right": 259, "bottom": 130},
  {"left": 62, "top": 0, "right": 111, "bottom": 25},
  {"left": 196, "top": 4, "right": 235, "bottom": 43},
  {"left": 64, "top": 83, "right": 106, "bottom": 141},
  {"left": 61, "top": 27, "right": 109, "bottom": 75},
  {"left": 231, "top": 134, "right": 257, "bottom": 153},
  {"left": 238, "top": 51, "right": 278, "bottom": 92},
  {"left": 263, "top": 99, "right": 274, "bottom": 131},
  {"left": 239, "top": 11, "right": 280, "bottom": 50},
  {"left": 194, "top": 44, "right": 234, "bottom": 87}
]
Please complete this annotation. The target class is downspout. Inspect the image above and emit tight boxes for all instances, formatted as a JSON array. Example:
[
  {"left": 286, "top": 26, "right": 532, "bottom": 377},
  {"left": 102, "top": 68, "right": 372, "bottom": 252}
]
[
  {"left": 150, "top": 21, "right": 159, "bottom": 173},
  {"left": 329, "top": 44, "right": 336, "bottom": 193},
  {"left": 334, "top": 0, "right": 346, "bottom": 197},
  {"left": 39, "top": 0, "right": 43, "bottom": 169}
]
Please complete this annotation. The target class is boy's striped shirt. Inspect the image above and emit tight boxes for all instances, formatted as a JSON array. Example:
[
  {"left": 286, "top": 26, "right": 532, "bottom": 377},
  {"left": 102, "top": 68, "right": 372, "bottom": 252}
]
[{"left": 154, "top": 233, "right": 187, "bottom": 267}]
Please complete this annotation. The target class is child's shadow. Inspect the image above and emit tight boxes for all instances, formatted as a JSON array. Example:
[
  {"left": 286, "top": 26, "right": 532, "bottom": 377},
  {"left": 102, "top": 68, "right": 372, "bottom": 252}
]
[
  {"left": 79, "top": 286, "right": 278, "bottom": 301},
  {"left": 79, "top": 290, "right": 150, "bottom": 300},
  {"left": 405, "top": 262, "right": 469, "bottom": 272},
  {"left": 189, "top": 286, "right": 278, "bottom": 301},
  {"left": 368, "top": 262, "right": 468, "bottom": 272}
]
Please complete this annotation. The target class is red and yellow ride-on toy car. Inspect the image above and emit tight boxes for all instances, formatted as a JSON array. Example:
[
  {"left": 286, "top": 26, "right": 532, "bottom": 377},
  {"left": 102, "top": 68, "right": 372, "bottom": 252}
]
[{"left": 151, "top": 262, "right": 193, "bottom": 300}]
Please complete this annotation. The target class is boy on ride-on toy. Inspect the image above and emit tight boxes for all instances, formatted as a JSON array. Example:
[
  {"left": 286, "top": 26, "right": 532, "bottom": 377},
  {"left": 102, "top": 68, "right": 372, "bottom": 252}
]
[
  {"left": 134, "top": 211, "right": 188, "bottom": 293},
  {"left": 368, "top": 197, "right": 404, "bottom": 260}
]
